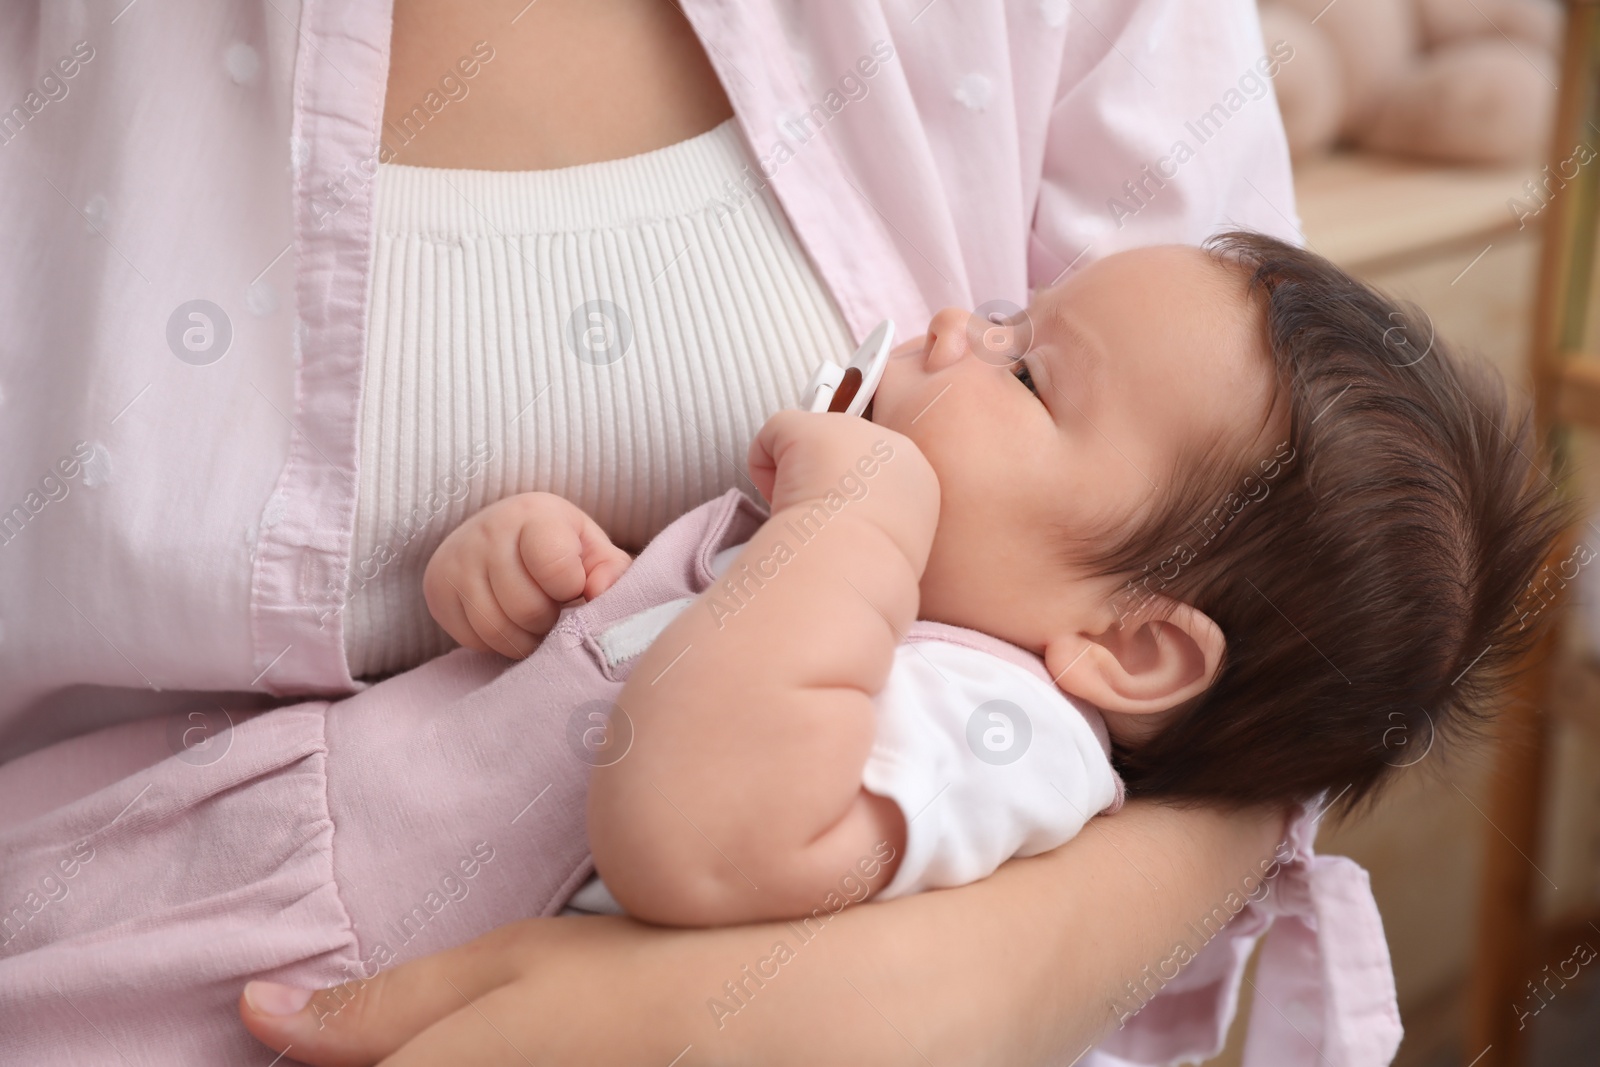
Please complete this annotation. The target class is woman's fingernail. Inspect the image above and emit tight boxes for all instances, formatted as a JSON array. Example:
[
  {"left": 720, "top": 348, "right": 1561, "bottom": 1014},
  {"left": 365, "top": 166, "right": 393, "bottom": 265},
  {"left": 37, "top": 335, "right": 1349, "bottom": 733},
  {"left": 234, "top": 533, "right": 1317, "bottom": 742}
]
[{"left": 244, "top": 980, "right": 314, "bottom": 1016}]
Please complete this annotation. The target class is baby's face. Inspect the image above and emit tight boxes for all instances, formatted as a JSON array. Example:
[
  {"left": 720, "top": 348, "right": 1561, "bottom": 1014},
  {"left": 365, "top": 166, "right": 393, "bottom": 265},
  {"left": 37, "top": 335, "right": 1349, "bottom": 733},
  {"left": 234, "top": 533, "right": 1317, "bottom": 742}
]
[{"left": 870, "top": 245, "right": 1282, "bottom": 653}]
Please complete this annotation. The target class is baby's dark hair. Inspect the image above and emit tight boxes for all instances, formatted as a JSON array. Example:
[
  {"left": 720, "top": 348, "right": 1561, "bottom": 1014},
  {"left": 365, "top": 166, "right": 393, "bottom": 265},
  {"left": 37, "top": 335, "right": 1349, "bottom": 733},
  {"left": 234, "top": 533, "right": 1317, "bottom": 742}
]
[{"left": 1087, "top": 231, "right": 1568, "bottom": 816}]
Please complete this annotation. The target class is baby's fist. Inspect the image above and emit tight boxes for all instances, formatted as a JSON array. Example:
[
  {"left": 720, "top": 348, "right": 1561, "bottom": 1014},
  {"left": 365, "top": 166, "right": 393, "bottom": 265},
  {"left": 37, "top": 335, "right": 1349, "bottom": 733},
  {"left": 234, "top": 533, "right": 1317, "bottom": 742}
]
[
  {"left": 748, "top": 410, "right": 939, "bottom": 569},
  {"left": 424, "top": 493, "right": 631, "bottom": 658}
]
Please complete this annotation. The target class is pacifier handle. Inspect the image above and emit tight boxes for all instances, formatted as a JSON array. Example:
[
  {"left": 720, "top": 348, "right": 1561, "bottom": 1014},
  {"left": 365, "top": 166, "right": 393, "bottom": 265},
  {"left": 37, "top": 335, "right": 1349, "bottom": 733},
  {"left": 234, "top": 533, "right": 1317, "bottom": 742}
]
[{"left": 803, "top": 319, "right": 895, "bottom": 417}]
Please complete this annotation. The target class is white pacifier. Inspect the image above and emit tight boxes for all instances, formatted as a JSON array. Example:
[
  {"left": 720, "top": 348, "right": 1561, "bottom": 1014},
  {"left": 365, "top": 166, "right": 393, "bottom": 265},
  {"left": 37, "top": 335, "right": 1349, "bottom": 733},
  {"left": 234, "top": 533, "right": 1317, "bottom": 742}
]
[{"left": 802, "top": 319, "right": 894, "bottom": 417}]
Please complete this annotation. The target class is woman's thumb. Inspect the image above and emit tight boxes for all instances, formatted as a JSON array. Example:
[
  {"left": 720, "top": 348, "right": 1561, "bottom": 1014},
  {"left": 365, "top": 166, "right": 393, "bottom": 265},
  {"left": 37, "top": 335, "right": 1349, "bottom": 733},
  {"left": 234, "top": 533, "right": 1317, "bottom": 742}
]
[{"left": 240, "top": 973, "right": 414, "bottom": 1067}]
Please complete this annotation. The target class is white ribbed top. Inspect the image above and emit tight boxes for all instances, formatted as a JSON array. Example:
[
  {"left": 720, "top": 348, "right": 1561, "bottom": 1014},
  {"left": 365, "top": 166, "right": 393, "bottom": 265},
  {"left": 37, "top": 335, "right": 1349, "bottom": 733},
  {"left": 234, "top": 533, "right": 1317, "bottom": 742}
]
[{"left": 344, "top": 117, "right": 854, "bottom": 679}]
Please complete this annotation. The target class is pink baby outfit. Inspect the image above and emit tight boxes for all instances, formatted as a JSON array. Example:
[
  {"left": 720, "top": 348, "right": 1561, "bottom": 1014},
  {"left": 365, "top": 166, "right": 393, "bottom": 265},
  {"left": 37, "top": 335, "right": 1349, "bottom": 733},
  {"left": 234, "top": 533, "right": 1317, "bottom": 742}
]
[
  {"left": 0, "top": 489, "right": 1399, "bottom": 1065},
  {"left": 0, "top": 490, "right": 762, "bottom": 1064}
]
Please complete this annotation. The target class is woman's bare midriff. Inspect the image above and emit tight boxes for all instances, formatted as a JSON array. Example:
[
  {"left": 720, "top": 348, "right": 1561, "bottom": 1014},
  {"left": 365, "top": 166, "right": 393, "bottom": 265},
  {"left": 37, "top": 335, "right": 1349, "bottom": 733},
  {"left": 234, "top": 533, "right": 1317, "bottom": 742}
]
[{"left": 384, "top": 0, "right": 735, "bottom": 170}]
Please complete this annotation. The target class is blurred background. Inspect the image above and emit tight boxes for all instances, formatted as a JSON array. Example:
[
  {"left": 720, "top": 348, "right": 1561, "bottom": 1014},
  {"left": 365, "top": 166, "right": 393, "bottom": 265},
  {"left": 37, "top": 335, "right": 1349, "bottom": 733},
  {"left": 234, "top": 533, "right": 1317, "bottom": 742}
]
[{"left": 1205, "top": 2, "right": 1600, "bottom": 1065}]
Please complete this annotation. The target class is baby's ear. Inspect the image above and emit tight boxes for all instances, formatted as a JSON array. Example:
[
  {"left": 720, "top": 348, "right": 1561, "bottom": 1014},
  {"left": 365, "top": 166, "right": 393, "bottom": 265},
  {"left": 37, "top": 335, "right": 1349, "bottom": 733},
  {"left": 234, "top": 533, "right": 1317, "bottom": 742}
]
[{"left": 1043, "top": 598, "right": 1224, "bottom": 717}]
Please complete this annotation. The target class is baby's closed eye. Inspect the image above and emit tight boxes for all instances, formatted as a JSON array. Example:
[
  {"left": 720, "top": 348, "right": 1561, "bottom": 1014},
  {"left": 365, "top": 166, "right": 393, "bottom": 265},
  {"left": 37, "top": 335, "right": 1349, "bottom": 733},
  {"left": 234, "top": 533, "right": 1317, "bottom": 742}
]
[{"left": 1012, "top": 360, "right": 1041, "bottom": 399}]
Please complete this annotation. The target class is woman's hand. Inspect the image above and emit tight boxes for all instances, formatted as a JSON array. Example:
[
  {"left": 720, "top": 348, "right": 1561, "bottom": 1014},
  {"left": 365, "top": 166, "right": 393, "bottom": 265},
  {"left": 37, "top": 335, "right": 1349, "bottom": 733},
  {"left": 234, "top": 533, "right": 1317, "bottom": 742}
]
[
  {"left": 423, "top": 492, "right": 632, "bottom": 658},
  {"left": 240, "top": 799, "right": 1289, "bottom": 1067}
]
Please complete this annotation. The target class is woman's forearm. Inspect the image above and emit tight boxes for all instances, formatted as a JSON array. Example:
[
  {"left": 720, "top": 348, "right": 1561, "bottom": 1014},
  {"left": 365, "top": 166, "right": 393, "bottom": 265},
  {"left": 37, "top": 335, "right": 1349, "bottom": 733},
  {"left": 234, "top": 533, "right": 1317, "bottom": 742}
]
[
  {"left": 686, "top": 798, "right": 1286, "bottom": 1066},
  {"left": 244, "top": 800, "right": 1286, "bottom": 1066}
]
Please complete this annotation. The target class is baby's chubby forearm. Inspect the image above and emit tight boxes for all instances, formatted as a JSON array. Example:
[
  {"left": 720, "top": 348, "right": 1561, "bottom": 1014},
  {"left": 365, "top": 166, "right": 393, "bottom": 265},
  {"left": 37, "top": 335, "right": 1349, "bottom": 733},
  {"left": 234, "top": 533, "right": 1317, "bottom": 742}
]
[{"left": 588, "top": 412, "right": 940, "bottom": 926}]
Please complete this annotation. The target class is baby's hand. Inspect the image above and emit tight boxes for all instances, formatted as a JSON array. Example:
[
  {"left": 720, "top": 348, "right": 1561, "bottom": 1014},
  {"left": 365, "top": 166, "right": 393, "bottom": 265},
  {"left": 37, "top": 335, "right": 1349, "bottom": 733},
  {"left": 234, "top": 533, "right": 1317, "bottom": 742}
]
[
  {"left": 748, "top": 410, "right": 940, "bottom": 570},
  {"left": 423, "top": 493, "right": 632, "bottom": 659}
]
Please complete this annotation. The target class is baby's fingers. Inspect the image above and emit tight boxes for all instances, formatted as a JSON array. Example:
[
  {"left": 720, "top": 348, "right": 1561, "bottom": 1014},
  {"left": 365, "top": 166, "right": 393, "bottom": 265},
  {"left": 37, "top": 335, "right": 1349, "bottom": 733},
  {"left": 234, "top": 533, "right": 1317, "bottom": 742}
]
[
  {"left": 517, "top": 517, "right": 589, "bottom": 606},
  {"left": 486, "top": 536, "right": 563, "bottom": 636},
  {"left": 583, "top": 543, "right": 631, "bottom": 600},
  {"left": 574, "top": 515, "right": 632, "bottom": 600},
  {"left": 746, "top": 410, "right": 806, "bottom": 504},
  {"left": 517, "top": 502, "right": 632, "bottom": 605},
  {"left": 440, "top": 569, "right": 539, "bottom": 660}
]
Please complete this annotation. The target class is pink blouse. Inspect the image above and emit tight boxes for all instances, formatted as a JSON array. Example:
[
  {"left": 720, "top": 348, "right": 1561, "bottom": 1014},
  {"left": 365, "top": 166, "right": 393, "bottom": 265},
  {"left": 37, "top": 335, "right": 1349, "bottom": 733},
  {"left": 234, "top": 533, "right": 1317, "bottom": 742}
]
[{"left": 0, "top": 0, "right": 1301, "bottom": 738}]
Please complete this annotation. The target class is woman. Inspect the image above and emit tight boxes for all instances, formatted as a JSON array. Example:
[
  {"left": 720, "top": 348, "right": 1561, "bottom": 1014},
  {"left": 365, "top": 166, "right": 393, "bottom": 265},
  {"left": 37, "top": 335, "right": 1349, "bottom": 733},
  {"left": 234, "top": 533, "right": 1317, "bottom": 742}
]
[{"left": 0, "top": 2, "right": 1375, "bottom": 1064}]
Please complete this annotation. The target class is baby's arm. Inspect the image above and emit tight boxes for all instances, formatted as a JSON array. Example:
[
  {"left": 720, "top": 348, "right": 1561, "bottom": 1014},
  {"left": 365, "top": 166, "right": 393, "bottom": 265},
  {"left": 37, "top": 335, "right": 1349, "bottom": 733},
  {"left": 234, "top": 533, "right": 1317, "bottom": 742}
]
[
  {"left": 588, "top": 411, "right": 941, "bottom": 926},
  {"left": 424, "top": 492, "right": 632, "bottom": 658}
]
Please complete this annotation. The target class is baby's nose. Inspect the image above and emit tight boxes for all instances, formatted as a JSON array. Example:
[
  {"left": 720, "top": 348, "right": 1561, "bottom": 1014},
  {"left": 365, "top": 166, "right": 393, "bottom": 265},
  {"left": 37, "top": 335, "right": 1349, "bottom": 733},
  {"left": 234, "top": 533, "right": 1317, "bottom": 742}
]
[
  {"left": 922, "top": 306, "right": 976, "bottom": 371},
  {"left": 924, "top": 306, "right": 1027, "bottom": 372}
]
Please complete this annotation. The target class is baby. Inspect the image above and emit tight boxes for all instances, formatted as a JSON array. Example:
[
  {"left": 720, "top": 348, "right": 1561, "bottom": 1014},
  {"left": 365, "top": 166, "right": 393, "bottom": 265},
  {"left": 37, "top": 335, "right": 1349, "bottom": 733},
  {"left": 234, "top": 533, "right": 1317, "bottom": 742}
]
[{"left": 423, "top": 231, "right": 1565, "bottom": 927}]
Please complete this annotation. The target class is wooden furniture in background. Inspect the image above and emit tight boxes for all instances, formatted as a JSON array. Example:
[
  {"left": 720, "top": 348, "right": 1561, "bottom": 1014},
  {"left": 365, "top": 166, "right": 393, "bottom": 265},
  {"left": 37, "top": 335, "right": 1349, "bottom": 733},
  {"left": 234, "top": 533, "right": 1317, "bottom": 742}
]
[
  {"left": 1206, "top": 115, "right": 1565, "bottom": 1067},
  {"left": 1470, "top": 5, "right": 1600, "bottom": 1067},
  {"left": 1207, "top": 13, "right": 1600, "bottom": 1064}
]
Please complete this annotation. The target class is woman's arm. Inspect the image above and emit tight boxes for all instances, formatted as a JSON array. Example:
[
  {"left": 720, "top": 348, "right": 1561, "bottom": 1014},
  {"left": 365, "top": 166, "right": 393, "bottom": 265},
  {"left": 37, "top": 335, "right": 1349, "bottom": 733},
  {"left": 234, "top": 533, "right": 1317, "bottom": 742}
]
[{"left": 242, "top": 799, "right": 1287, "bottom": 1067}]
